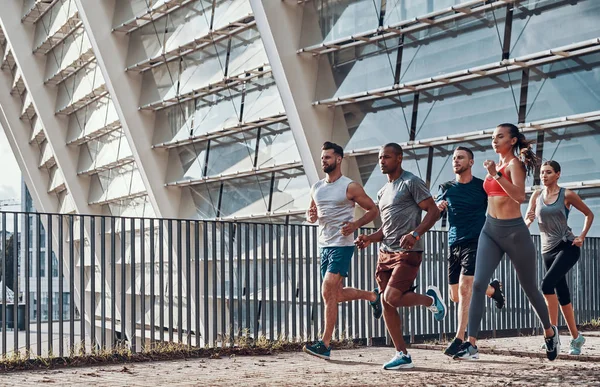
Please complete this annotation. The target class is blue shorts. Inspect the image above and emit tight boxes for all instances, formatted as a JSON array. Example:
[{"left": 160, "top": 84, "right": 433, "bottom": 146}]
[{"left": 320, "top": 246, "right": 355, "bottom": 279}]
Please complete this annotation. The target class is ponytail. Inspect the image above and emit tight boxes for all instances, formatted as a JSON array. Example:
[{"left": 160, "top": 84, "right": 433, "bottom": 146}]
[{"left": 498, "top": 123, "right": 538, "bottom": 176}]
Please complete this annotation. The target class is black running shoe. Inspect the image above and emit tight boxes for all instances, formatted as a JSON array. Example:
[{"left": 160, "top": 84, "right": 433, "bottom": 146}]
[
  {"left": 489, "top": 279, "right": 505, "bottom": 309},
  {"left": 453, "top": 342, "right": 479, "bottom": 360},
  {"left": 370, "top": 287, "right": 383, "bottom": 319},
  {"left": 545, "top": 325, "right": 560, "bottom": 361},
  {"left": 444, "top": 337, "right": 463, "bottom": 357}
]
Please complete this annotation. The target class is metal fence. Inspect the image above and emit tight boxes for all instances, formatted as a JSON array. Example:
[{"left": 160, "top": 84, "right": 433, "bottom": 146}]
[{"left": 0, "top": 211, "right": 598, "bottom": 358}]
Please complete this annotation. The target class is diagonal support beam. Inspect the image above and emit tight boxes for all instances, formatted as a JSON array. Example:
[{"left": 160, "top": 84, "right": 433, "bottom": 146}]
[{"left": 75, "top": 0, "right": 182, "bottom": 219}]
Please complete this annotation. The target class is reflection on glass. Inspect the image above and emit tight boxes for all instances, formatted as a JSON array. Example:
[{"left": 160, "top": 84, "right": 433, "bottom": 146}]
[
  {"left": 270, "top": 172, "right": 311, "bottom": 214},
  {"left": 384, "top": 0, "right": 462, "bottom": 26},
  {"left": 343, "top": 96, "right": 413, "bottom": 151},
  {"left": 220, "top": 177, "right": 272, "bottom": 217},
  {"left": 205, "top": 130, "right": 258, "bottom": 176},
  {"left": 189, "top": 184, "right": 221, "bottom": 218},
  {"left": 243, "top": 81, "right": 284, "bottom": 122},
  {"left": 525, "top": 53, "right": 600, "bottom": 122},
  {"left": 511, "top": 0, "right": 600, "bottom": 58},
  {"left": 256, "top": 125, "right": 300, "bottom": 167},
  {"left": 416, "top": 74, "right": 520, "bottom": 140}
]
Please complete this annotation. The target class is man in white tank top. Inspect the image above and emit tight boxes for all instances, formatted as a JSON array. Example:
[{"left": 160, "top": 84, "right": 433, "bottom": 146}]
[{"left": 302, "top": 142, "right": 381, "bottom": 360}]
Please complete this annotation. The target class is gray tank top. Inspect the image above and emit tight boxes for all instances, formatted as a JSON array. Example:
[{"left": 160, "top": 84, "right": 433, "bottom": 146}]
[
  {"left": 535, "top": 188, "right": 575, "bottom": 253},
  {"left": 311, "top": 176, "right": 355, "bottom": 247}
]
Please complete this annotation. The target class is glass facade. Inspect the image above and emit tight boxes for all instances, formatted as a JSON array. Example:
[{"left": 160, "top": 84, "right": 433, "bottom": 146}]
[{"left": 300, "top": 0, "right": 600, "bottom": 236}]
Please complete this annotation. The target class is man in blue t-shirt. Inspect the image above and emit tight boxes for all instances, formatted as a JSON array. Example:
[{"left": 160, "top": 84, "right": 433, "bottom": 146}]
[{"left": 435, "top": 146, "right": 506, "bottom": 357}]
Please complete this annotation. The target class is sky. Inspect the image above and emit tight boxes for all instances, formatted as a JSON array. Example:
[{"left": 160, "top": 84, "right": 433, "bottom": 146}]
[{"left": 0, "top": 124, "right": 22, "bottom": 208}]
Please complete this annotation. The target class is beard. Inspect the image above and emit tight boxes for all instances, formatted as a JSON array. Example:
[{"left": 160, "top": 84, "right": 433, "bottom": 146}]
[
  {"left": 323, "top": 164, "right": 336, "bottom": 173},
  {"left": 454, "top": 166, "right": 468, "bottom": 175}
]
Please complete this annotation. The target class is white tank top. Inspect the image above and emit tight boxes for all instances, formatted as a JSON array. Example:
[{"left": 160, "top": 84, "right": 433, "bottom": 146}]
[{"left": 311, "top": 176, "right": 355, "bottom": 247}]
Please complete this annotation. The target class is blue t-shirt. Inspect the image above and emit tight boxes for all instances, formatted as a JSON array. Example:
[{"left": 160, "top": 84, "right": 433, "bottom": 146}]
[{"left": 436, "top": 177, "right": 487, "bottom": 247}]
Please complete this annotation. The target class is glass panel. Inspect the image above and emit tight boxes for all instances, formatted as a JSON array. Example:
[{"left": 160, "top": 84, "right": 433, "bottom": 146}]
[
  {"left": 219, "top": 176, "right": 273, "bottom": 217},
  {"left": 511, "top": 0, "right": 600, "bottom": 58},
  {"left": 212, "top": 0, "right": 253, "bottom": 31},
  {"left": 384, "top": 0, "right": 463, "bottom": 26},
  {"left": 205, "top": 130, "right": 259, "bottom": 176},
  {"left": 242, "top": 79, "right": 284, "bottom": 122},
  {"left": 227, "top": 28, "right": 269, "bottom": 75},
  {"left": 193, "top": 92, "right": 243, "bottom": 135},
  {"left": 541, "top": 124, "right": 600, "bottom": 185},
  {"left": 400, "top": 9, "right": 505, "bottom": 83},
  {"left": 300, "top": 0, "right": 382, "bottom": 48},
  {"left": 270, "top": 172, "right": 311, "bottom": 213},
  {"left": 163, "top": 2, "right": 213, "bottom": 53},
  {"left": 178, "top": 43, "right": 228, "bottom": 96},
  {"left": 189, "top": 184, "right": 221, "bottom": 218},
  {"left": 176, "top": 142, "right": 209, "bottom": 180},
  {"left": 256, "top": 125, "right": 301, "bottom": 167},
  {"left": 415, "top": 73, "right": 521, "bottom": 140},
  {"left": 316, "top": 37, "right": 400, "bottom": 100},
  {"left": 525, "top": 52, "right": 600, "bottom": 122},
  {"left": 342, "top": 95, "right": 413, "bottom": 152}
]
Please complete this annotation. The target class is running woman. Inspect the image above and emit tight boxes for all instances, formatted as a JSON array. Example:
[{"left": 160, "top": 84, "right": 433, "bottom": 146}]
[
  {"left": 303, "top": 141, "right": 382, "bottom": 360},
  {"left": 355, "top": 143, "right": 446, "bottom": 370},
  {"left": 525, "top": 160, "right": 594, "bottom": 355},
  {"left": 436, "top": 146, "right": 506, "bottom": 357},
  {"left": 453, "top": 124, "right": 560, "bottom": 361}
]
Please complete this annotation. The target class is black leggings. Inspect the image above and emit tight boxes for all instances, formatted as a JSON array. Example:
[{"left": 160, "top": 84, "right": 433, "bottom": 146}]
[{"left": 541, "top": 241, "right": 581, "bottom": 306}]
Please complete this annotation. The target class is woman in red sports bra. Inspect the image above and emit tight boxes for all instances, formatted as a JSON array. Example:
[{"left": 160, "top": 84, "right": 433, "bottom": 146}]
[{"left": 453, "top": 124, "right": 560, "bottom": 362}]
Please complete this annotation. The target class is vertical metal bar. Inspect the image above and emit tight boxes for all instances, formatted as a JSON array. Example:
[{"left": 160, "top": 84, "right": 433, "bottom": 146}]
[
  {"left": 130, "top": 218, "right": 136, "bottom": 351},
  {"left": 25, "top": 214, "right": 32, "bottom": 356},
  {"left": 220, "top": 223, "right": 226, "bottom": 343},
  {"left": 36, "top": 213, "right": 42, "bottom": 356},
  {"left": 110, "top": 217, "right": 116, "bottom": 347},
  {"left": 1, "top": 213, "right": 6, "bottom": 357},
  {"left": 269, "top": 224, "right": 274, "bottom": 341},
  {"left": 57, "top": 214, "right": 63, "bottom": 357},
  {"left": 100, "top": 216, "right": 106, "bottom": 350},
  {"left": 150, "top": 220, "right": 156, "bottom": 346},
  {"left": 228, "top": 223, "right": 235, "bottom": 345},
  {"left": 276, "top": 225, "right": 282, "bottom": 339},
  {"left": 236, "top": 223, "right": 243, "bottom": 338},
  {"left": 10, "top": 214, "right": 18, "bottom": 354},
  {"left": 212, "top": 222, "right": 217, "bottom": 345},
  {"left": 168, "top": 219, "right": 174, "bottom": 342},
  {"left": 244, "top": 223, "right": 250, "bottom": 335},
  {"left": 203, "top": 222, "right": 209, "bottom": 346},
  {"left": 311, "top": 226, "right": 318, "bottom": 342},
  {"left": 290, "top": 225, "right": 296, "bottom": 340},
  {"left": 194, "top": 221, "right": 201, "bottom": 347},
  {"left": 186, "top": 221, "right": 192, "bottom": 346},
  {"left": 297, "top": 226, "right": 303, "bottom": 340},
  {"left": 89, "top": 216, "right": 95, "bottom": 352},
  {"left": 140, "top": 218, "right": 146, "bottom": 350},
  {"left": 69, "top": 215, "right": 74, "bottom": 353},
  {"left": 120, "top": 217, "right": 127, "bottom": 346},
  {"left": 159, "top": 219, "right": 165, "bottom": 343},
  {"left": 80, "top": 215, "right": 86, "bottom": 354},
  {"left": 177, "top": 220, "right": 183, "bottom": 343},
  {"left": 304, "top": 225, "right": 311, "bottom": 341},
  {"left": 47, "top": 214, "right": 53, "bottom": 355},
  {"left": 253, "top": 224, "right": 259, "bottom": 340}
]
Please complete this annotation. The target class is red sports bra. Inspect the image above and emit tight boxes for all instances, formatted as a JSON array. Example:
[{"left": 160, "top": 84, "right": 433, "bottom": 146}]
[{"left": 483, "top": 164, "right": 512, "bottom": 197}]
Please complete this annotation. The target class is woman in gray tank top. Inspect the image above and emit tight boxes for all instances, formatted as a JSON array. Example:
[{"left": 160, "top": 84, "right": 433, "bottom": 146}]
[{"left": 525, "top": 160, "right": 595, "bottom": 355}]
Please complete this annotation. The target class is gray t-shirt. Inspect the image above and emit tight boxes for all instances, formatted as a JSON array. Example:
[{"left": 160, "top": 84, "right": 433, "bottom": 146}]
[{"left": 377, "top": 171, "right": 432, "bottom": 252}]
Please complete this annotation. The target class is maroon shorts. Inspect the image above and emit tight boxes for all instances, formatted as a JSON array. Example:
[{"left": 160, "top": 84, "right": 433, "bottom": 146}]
[{"left": 376, "top": 250, "right": 423, "bottom": 294}]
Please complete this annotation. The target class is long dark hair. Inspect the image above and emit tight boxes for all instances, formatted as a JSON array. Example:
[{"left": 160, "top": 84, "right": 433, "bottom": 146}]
[{"left": 498, "top": 123, "right": 538, "bottom": 176}]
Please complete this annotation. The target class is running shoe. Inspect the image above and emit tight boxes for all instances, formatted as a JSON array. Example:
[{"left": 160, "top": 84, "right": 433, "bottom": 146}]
[
  {"left": 383, "top": 351, "right": 414, "bottom": 370},
  {"left": 489, "top": 279, "right": 505, "bottom": 309},
  {"left": 569, "top": 334, "right": 585, "bottom": 355},
  {"left": 303, "top": 340, "right": 331, "bottom": 360},
  {"left": 370, "top": 287, "right": 383, "bottom": 319},
  {"left": 426, "top": 285, "right": 447, "bottom": 321},
  {"left": 453, "top": 342, "right": 479, "bottom": 360},
  {"left": 545, "top": 325, "right": 560, "bottom": 361},
  {"left": 444, "top": 337, "right": 463, "bottom": 357}
]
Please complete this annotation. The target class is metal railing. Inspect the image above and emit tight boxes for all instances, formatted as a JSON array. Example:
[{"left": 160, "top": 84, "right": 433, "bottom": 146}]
[{"left": 0, "top": 210, "right": 598, "bottom": 358}]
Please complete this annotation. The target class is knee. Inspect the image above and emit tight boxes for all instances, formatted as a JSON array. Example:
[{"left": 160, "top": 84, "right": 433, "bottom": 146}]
[
  {"left": 556, "top": 287, "right": 572, "bottom": 306},
  {"left": 472, "top": 279, "right": 487, "bottom": 295},
  {"left": 321, "top": 280, "right": 339, "bottom": 303},
  {"left": 540, "top": 278, "right": 555, "bottom": 296},
  {"left": 382, "top": 289, "right": 402, "bottom": 308},
  {"left": 458, "top": 282, "right": 472, "bottom": 299}
]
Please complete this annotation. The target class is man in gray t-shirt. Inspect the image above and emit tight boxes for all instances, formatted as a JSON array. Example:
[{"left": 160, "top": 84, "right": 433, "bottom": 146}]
[{"left": 355, "top": 143, "right": 446, "bottom": 370}]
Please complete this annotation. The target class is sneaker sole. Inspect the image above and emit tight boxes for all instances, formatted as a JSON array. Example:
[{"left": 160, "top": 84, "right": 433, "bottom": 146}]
[
  {"left": 426, "top": 286, "right": 447, "bottom": 320},
  {"left": 383, "top": 363, "right": 415, "bottom": 370},
  {"left": 453, "top": 353, "right": 479, "bottom": 361},
  {"left": 302, "top": 346, "right": 330, "bottom": 360}
]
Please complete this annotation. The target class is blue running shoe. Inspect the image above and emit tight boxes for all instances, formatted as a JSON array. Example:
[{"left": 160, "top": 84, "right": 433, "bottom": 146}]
[
  {"left": 569, "top": 334, "right": 585, "bottom": 355},
  {"left": 453, "top": 342, "right": 479, "bottom": 360},
  {"left": 426, "top": 285, "right": 447, "bottom": 321},
  {"left": 383, "top": 351, "right": 414, "bottom": 370},
  {"left": 303, "top": 340, "right": 331, "bottom": 360},
  {"left": 370, "top": 288, "right": 383, "bottom": 319}
]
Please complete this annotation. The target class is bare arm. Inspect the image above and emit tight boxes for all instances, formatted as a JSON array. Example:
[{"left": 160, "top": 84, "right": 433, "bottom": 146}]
[
  {"left": 398, "top": 197, "right": 440, "bottom": 250},
  {"left": 306, "top": 197, "right": 318, "bottom": 223},
  {"left": 341, "top": 182, "right": 379, "bottom": 236},
  {"left": 565, "top": 189, "right": 595, "bottom": 246},
  {"left": 354, "top": 228, "right": 383, "bottom": 249},
  {"left": 525, "top": 189, "right": 541, "bottom": 227},
  {"left": 500, "top": 159, "right": 527, "bottom": 204}
]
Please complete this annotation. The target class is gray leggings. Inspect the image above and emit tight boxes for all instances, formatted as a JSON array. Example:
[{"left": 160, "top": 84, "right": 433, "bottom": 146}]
[{"left": 468, "top": 216, "right": 551, "bottom": 338}]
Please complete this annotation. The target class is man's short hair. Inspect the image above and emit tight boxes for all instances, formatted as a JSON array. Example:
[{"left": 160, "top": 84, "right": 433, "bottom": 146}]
[
  {"left": 383, "top": 143, "right": 403, "bottom": 157},
  {"left": 454, "top": 146, "right": 474, "bottom": 160},
  {"left": 322, "top": 141, "right": 344, "bottom": 158}
]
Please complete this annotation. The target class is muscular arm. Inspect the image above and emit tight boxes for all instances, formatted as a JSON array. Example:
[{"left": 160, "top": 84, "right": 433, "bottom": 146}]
[
  {"left": 565, "top": 189, "right": 595, "bottom": 240},
  {"left": 414, "top": 197, "right": 441, "bottom": 235},
  {"left": 498, "top": 159, "right": 527, "bottom": 203},
  {"left": 347, "top": 182, "right": 379, "bottom": 228},
  {"left": 306, "top": 197, "right": 318, "bottom": 223}
]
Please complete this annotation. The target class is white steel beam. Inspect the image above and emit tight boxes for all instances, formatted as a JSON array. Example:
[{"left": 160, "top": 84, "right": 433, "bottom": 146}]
[{"left": 75, "top": 0, "right": 182, "bottom": 218}]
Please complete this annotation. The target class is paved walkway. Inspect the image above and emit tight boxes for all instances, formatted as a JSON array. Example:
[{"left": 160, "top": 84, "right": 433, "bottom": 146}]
[{"left": 3, "top": 332, "right": 600, "bottom": 386}]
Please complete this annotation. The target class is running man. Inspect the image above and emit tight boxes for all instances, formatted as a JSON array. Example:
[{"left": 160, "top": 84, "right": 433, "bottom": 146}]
[
  {"left": 436, "top": 146, "right": 506, "bottom": 357},
  {"left": 303, "top": 141, "right": 382, "bottom": 360},
  {"left": 355, "top": 143, "right": 446, "bottom": 370},
  {"left": 526, "top": 160, "right": 594, "bottom": 355}
]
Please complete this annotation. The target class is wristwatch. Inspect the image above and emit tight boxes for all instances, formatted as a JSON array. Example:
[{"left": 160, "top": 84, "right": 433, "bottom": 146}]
[
  {"left": 493, "top": 171, "right": 503, "bottom": 180},
  {"left": 410, "top": 231, "right": 420, "bottom": 241}
]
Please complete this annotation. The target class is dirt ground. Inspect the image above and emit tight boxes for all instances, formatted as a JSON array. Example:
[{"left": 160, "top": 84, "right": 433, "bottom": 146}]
[{"left": 3, "top": 332, "right": 600, "bottom": 386}]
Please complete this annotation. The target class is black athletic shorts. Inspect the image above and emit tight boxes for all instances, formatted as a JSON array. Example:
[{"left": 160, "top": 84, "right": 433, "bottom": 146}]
[{"left": 448, "top": 239, "right": 478, "bottom": 285}]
